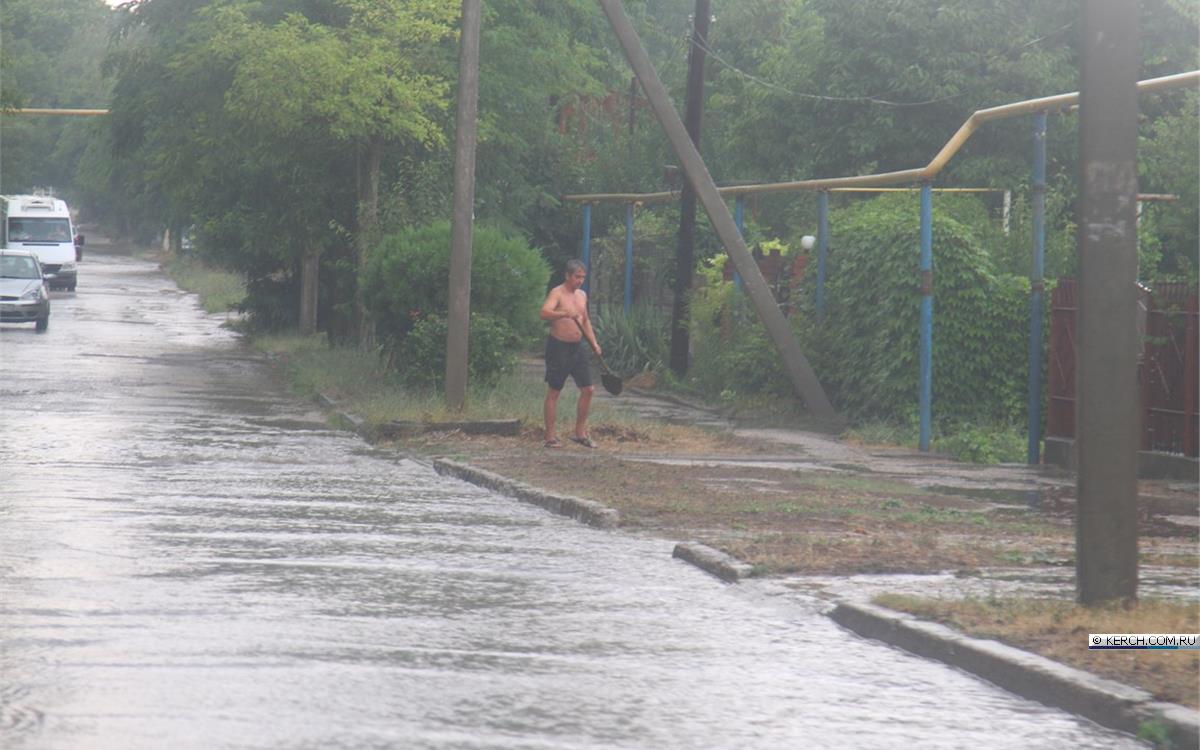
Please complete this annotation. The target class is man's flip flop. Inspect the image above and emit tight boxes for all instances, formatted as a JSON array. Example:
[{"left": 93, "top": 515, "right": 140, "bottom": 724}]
[
  {"left": 544, "top": 438, "right": 562, "bottom": 448},
  {"left": 569, "top": 436, "right": 597, "bottom": 449}
]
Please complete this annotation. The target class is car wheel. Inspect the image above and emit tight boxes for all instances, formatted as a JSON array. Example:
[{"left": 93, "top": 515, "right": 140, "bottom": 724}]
[
  {"left": 67, "top": 283, "right": 76, "bottom": 292},
  {"left": 35, "top": 315, "right": 48, "bottom": 332}
]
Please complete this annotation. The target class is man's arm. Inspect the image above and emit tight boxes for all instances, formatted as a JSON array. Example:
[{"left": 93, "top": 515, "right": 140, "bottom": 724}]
[
  {"left": 540, "top": 288, "right": 573, "bottom": 321},
  {"left": 578, "top": 292, "right": 601, "bottom": 355}
]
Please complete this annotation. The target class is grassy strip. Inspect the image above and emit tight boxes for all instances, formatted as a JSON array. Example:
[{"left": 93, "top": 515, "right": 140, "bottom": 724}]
[
  {"left": 873, "top": 593, "right": 1199, "bottom": 711},
  {"left": 252, "top": 333, "right": 698, "bottom": 442},
  {"left": 164, "top": 255, "right": 245, "bottom": 314},
  {"left": 846, "top": 419, "right": 1028, "bottom": 464}
]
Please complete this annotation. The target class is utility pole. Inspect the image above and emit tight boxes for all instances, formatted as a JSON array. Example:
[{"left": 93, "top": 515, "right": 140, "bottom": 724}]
[
  {"left": 668, "top": 0, "right": 710, "bottom": 377},
  {"left": 445, "top": 0, "right": 482, "bottom": 410},
  {"left": 1076, "top": 0, "right": 1140, "bottom": 604},
  {"left": 598, "top": 0, "right": 840, "bottom": 425}
]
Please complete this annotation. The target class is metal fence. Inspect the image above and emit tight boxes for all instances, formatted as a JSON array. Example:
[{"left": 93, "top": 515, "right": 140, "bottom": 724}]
[{"left": 1048, "top": 279, "right": 1198, "bottom": 457}]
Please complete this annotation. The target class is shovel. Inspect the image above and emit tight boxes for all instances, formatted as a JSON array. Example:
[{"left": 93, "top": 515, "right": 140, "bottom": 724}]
[{"left": 576, "top": 319, "right": 624, "bottom": 396}]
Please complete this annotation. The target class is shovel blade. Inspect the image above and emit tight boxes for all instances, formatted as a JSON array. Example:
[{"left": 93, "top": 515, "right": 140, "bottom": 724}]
[{"left": 601, "top": 371, "right": 623, "bottom": 396}]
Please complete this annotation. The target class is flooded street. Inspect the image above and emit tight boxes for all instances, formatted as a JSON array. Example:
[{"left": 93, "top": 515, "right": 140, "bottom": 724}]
[{"left": 0, "top": 251, "right": 1144, "bottom": 748}]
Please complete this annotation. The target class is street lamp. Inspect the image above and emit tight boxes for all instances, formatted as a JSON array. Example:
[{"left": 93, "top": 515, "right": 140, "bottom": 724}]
[{"left": 800, "top": 235, "right": 816, "bottom": 252}]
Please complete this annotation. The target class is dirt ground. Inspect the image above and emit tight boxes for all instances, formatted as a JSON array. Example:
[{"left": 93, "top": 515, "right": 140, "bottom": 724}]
[{"left": 410, "top": 424, "right": 1197, "bottom": 578}]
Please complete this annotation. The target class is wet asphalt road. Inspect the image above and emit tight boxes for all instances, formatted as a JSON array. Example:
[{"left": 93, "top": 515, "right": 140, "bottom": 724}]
[{"left": 0, "top": 251, "right": 1144, "bottom": 748}]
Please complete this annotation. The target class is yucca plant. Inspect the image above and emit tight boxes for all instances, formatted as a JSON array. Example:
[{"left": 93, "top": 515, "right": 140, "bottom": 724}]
[{"left": 591, "top": 302, "right": 669, "bottom": 375}]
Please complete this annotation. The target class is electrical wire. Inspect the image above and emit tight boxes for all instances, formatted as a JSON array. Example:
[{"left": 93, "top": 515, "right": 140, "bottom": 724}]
[{"left": 688, "top": 18, "right": 1077, "bottom": 109}]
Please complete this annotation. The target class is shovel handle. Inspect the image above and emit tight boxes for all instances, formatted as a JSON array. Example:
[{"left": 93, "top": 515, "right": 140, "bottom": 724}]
[{"left": 574, "top": 318, "right": 613, "bottom": 375}]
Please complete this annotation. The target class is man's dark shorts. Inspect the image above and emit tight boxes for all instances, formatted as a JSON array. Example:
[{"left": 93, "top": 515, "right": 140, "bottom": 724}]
[{"left": 544, "top": 336, "right": 593, "bottom": 391}]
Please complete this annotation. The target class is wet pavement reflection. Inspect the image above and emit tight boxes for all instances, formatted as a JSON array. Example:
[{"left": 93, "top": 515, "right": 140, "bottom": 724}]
[{"left": 0, "top": 251, "right": 1143, "bottom": 748}]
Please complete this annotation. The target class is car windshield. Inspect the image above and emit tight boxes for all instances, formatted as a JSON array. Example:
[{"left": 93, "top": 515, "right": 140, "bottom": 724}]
[
  {"left": 8, "top": 217, "right": 71, "bottom": 242},
  {"left": 0, "top": 255, "right": 40, "bottom": 280}
]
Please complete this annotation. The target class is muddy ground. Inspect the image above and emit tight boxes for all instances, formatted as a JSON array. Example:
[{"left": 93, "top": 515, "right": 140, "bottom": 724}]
[{"left": 408, "top": 420, "right": 1197, "bottom": 578}]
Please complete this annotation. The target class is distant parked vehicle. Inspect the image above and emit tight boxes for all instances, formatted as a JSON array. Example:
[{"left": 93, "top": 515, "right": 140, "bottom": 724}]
[
  {"left": 0, "top": 195, "right": 78, "bottom": 291},
  {"left": 0, "top": 249, "right": 50, "bottom": 332}
]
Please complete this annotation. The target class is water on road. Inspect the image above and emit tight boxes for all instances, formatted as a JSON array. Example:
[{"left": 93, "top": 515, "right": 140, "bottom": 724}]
[{"left": 0, "top": 251, "right": 1142, "bottom": 748}]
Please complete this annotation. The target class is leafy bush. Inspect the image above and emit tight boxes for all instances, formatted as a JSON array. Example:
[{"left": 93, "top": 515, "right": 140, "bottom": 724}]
[
  {"left": 238, "top": 274, "right": 297, "bottom": 332},
  {"left": 937, "top": 421, "right": 1026, "bottom": 464},
  {"left": 361, "top": 222, "right": 550, "bottom": 353},
  {"left": 686, "top": 256, "right": 792, "bottom": 401},
  {"left": 397, "top": 313, "right": 517, "bottom": 389},
  {"left": 802, "top": 193, "right": 1034, "bottom": 423},
  {"left": 591, "top": 302, "right": 669, "bottom": 375}
]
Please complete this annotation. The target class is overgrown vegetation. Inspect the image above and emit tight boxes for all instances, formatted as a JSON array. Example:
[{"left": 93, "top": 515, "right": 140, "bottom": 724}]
[
  {"left": 163, "top": 254, "right": 245, "bottom": 314},
  {"left": 591, "top": 302, "right": 669, "bottom": 377}
]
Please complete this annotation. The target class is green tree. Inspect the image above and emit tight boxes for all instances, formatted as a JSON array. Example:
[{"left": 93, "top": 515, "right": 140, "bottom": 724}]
[{"left": 226, "top": 0, "right": 459, "bottom": 343}]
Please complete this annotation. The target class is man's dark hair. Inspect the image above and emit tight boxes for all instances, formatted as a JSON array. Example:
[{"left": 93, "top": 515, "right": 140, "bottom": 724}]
[{"left": 564, "top": 259, "right": 586, "bottom": 276}]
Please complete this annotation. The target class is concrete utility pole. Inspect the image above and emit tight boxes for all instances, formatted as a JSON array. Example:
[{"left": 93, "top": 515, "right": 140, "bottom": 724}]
[
  {"left": 597, "top": 0, "right": 840, "bottom": 425},
  {"left": 669, "top": 0, "right": 710, "bottom": 377},
  {"left": 1076, "top": 0, "right": 1140, "bottom": 604},
  {"left": 445, "top": 0, "right": 482, "bottom": 410}
]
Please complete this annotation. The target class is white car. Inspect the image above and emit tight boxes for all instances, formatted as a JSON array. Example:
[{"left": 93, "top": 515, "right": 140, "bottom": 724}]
[{"left": 0, "top": 249, "right": 51, "bottom": 332}]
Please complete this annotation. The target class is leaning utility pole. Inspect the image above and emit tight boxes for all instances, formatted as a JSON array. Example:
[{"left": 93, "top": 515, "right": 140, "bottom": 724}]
[
  {"left": 1075, "top": 0, "right": 1140, "bottom": 604},
  {"left": 668, "top": 0, "right": 711, "bottom": 377},
  {"left": 445, "top": 0, "right": 482, "bottom": 410},
  {"left": 597, "top": 0, "right": 840, "bottom": 425}
]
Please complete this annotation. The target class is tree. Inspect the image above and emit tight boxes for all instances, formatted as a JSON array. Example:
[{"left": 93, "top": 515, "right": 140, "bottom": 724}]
[{"left": 226, "top": 0, "right": 459, "bottom": 344}]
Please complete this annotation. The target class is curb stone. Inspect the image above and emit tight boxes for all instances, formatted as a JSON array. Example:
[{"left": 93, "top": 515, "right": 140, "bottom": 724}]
[
  {"left": 432, "top": 458, "right": 619, "bottom": 529},
  {"left": 829, "top": 601, "right": 1199, "bottom": 747},
  {"left": 672, "top": 541, "right": 754, "bottom": 582}
]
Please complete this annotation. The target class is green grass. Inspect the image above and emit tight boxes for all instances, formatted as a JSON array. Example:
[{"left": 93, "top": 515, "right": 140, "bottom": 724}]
[
  {"left": 846, "top": 419, "right": 1028, "bottom": 464},
  {"left": 801, "top": 472, "right": 926, "bottom": 496},
  {"left": 165, "top": 255, "right": 245, "bottom": 313},
  {"left": 252, "top": 333, "right": 671, "bottom": 434}
]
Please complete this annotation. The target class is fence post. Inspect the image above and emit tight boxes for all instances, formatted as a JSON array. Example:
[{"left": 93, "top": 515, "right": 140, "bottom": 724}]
[
  {"left": 581, "top": 202, "right": 592, "bottom": 293},
  {"left": 624, "top": 203, "right": 634, "bottom": 314},
  {"left": 1027, "top": 111, "right": 1047, "bottom": 464},
  {"left": 816, "top": 190, "right": 829, "bottom": 322},
  {"left": 919, "top": 181, "right": 933, "bottom": 452}
]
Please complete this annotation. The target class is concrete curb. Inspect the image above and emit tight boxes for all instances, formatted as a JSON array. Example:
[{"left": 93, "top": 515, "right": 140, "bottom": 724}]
[
  {"left": 829, "top": 601, "right": 1199, "bottom": 747},
  {"left": 672, "top": 541, "right": 754, "bottom": 582},
  {"left": 432, "top": 458, "right": 619, "bottom": 529}
]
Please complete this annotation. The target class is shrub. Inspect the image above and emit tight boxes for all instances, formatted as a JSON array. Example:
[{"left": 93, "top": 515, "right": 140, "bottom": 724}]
[
  {"left": 397, "top": 313, "right": 517, "bottom": 389},
  {"left": 937, "top": 421, "right": 1026, "bottom": 464},
  {"left": 361, "top": 222, "right": 550, "bottom": 353},
  {"left": 686, "top": 256, "right": 792, "bottom": 401},
  {"left": 803, "top": 193, "right": 1033, "bottom": 423}
]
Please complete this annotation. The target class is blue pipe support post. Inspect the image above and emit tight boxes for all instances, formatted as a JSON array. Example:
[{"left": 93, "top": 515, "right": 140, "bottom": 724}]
[
  {"left": 733, "top": 196, "right": 745, "bottom": 291},
  {"left": 624, "top": 203, "right": 634, "bottom": 315},
  {"left": 816, "top": 191, "right": 829, "bottom": 322},
  {"left": 1027, "top": 112, "right": 1048, "bottom": 464},
  {"left": 581, "top": 203, "right": 592, "bottom": 293},
  {"left": 918, "top": 182, "right": 933, "bottom": 452}
]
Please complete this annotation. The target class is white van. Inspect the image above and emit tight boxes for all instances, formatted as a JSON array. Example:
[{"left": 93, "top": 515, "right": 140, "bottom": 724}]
[{"left": 0, "top": 195, "right": 78, "bottom": 291}]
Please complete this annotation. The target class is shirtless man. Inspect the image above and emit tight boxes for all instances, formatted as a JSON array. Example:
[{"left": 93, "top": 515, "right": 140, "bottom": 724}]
[{"left": 539, "top": 259, "right": 601, "bottom": 448}]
